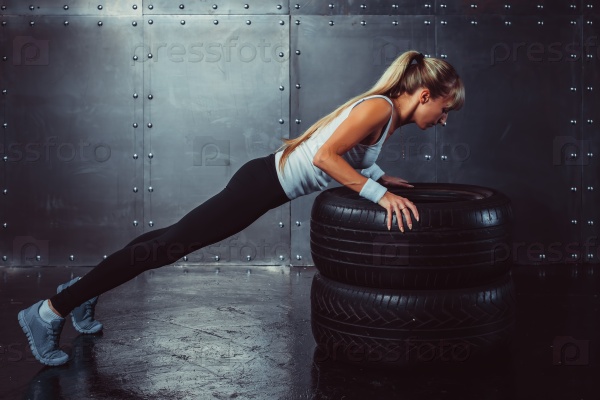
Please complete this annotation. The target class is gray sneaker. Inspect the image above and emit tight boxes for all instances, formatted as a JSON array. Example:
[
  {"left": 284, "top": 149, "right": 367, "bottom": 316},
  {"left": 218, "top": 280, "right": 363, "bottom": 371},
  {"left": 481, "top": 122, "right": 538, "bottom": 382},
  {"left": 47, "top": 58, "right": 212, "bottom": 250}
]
[
  {"left": 57, "top": 277, "right": 103, "bottom": 334},
  {"left": 18, "top": 300, "right": 69, "bottom": 366}
]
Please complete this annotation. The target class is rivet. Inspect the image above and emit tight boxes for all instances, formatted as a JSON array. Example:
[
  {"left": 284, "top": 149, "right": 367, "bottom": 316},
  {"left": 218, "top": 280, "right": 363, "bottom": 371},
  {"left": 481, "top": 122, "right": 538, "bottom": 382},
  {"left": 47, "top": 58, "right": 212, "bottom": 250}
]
[
  {"left": 149, "top": 221, "right": 154, "bottom": 227},
  {"left": 98, "top": 5, "right": 103, "bottom": 10},
  {"left": 3, "top": 123, "right": 7, "bottom": 128},
  {"left": 29, "top": 5, "right": 34, "bottom": 11},
  {"left": 537, "top": 4, "right": 544, "bottom": 9},
  {"left": 244, "top": 4, "right": 249, "bottom": 9},
  {"left": 439, "top": 20, "right": 446, "bottom": 25},
  {"left": 278, "top": 119, "right": 284, "bottom": 124},
  {"left": 587, "top": 186, "right": 594, "bottom": 191},
  {"left": 30, "top": 21, "right": 35, "bottom": 26},
  {"left": 148, "top": 19, "right": 153, "bottom": 24},
  {"left": 133, "top": 93, "right": 138, "bottom": 98},
  {"left": 295, "top": 83, "right": 301, "bottom": 89},
  {"left": 393, "top": 21, "right": 398, "bottom": 25},
  {"left": 471, "top": 4, "right": 477, "bottom": 8},
  {"left": 277, "top": 5, "right": 282, "bottom": 10},
  {"left": 133, "top": 55, "right": 138, "bottom": 61},
  {"left": 295, "top": 221, "right": 301, "bottom": 226},
  {"left": 279, "top": 85, "right": 284, "bottom": 91},
  {"left": 505, "top": 21, "right": 511, "bottom": 26},
  {"left": 570, "top": 20, "right": 577, "bottom": 25},
  {"left": 148, "top": 53, "right": 153, "bottom": 58},
  {"left": 570, "top": 119, "right": 577, "bottom": 124},
  {"left": 133, "top": 220, "right": 139, "bottom": 226},
  {"left": 587, "top": 21, "right": 593, "bottom": 25},
  {"left": 133, "top": 123, "right": 138, "bottom": 128},
  {"left": 441, "top": 54, "right": 448, "bottom": 58},
  {"left": 329, "top": 21, "right": 334, "bottom": 26},
  {"left": 180, "top": 20, "right": 185, "bottom": 25},
  {"left": 570, "top": 87, "right": 576, "bottom": 91},
  {"left": 148, "top": 4, "right": 153, "bottom": 10},
  {"left": 179, "top": 4, "right": 184, "bottom": 9},
  {"left": 133, "top": 5, "right": 137, "bottom": 10},
  {"left": 441, "top": 155, "right": 448, "bottom": 161},
  {"left": 133, "top": 154, "right": 139, "bottom": 159},
  {"left": 295, "top": 20, "right": 300, "bottom": 25},
  {"left": 132, "top": 21, "right": 137, "bottom": 26},
  {"left": 588, "top": 220, "right": 594, "bottom": 226},
  {"left": 62, "top": 5, "right": 68, "bottom": 10},
  {"left": 148, "top": 186, "right": 153, "bottom": 192},
  {"left": 296, "top": 255, "right": 302, "bottom": 260},
  {"left": 570, "top": 187, "right": 577, "bottom": 192},
  {"left": 147, "top": 122, "right": 153, "bottom": 128},
  {"left": 2, "top": 21, "right": 6, "bottom": 26},
  {"left": 360, "top": 4, "right": 367, "bottom": 9},
  {"left": 215, "top": 255, "right": 220, "bottom": 261},
  {"left": 246, "top": 255, "right": 251, "bottom": 261},
  {"left": 571, "top": 219, "right": 577, "bottom": 225},
  {"left": 587, "top": 119, "right": 593, "bottom": 124},
  {"left": 329, "top": 4, "right": 334, "bottom": 8},
  {"left": 505, "top": 4, "right": 511, "bottom": 9},
  {"left": 183, "top": 256, "right": 188, "bottom": 261},
  {"left": 279, "top": 255, "right": 284, "bottom": 261},
  {"left": 148, "top": 94, "right": 153, "bottom": 99},
  {"left": 97, "top": 21, "right": 103, "bottom": 26},
  {"left": 213, "top": 20, "right": 218, "bottom": 25},
  {"left": 246, "top": 20, "right": 251, "bottom": 25},
  {"left": 295, "top": 119, "right": 301, "bottom": 124},
  {"left": 569, "top": 152, "right": 577, "bottom": 159},
  {"left": 471, "top": 20, "right": 477, "bottom": 25},
  {"left": 2, "top": 223, "right": 6, "bottom": 228},
  {"left": 570, "top": 4, "right": 577, "bottom": 9},
  {"left": 392, "top": 4, "right": 399, "bottom": 8},
  {"left": 2, "top": 189, "right": 6, "bottom": 194},
  {"left": 69, "top": 255, "right": 74, "bottom": 261},
  {"left": 1, "top": 90, "right": 6, "bottom": 94},
  {"left": 279, "top": 20, "right": 285, "bottom": 25},
  {"left": 278, "top": 52, "right": 284, "bottom": 57},
  {"left": 133, "top": 186, "right": 138, "bottom": 192},
  {"left": 538, "top": 21, "right": 544, "bottom": 25},
  {"left": 62, "top": 20, "right": 69, "bottom": 26},
  {"left": 212, "top": 4, "right": 217, "bottom": 9},
  {"left": 424, "top": 4, "right": 432, "bottom": 8},
  {"left": 440, "top": 4, "right": 447, "bottom": 8},
  {"left": 295, "top": 50, "right": 300, "bottom": 55},
  {"left": 295, "top": 4, "right": 300, "bottom": 9},
  {"left": 1, "top": 256, "right": 6, "bottom": 261},
  {"left": 361, "top": 21, "right": 367, "bottom": 26},
  {"left": 148, "top": 153, "right": 153, "bottom": 159},
  {"left": 279, "top": 222, "right": 284, "bottom": 227},
  {"left": 587, "top": 152, "right": 594, "bottom": 157}
]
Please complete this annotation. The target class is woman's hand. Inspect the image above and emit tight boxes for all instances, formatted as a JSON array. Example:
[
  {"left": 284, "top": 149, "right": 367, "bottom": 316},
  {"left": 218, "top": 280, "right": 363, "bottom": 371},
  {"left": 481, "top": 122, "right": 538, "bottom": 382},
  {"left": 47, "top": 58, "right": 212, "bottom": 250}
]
[
  {"left": 377, "top": 174, "right": 414, "bottom": 188},
  {"left": 377, "top": 191, "right": 419, "bottom": 232}
]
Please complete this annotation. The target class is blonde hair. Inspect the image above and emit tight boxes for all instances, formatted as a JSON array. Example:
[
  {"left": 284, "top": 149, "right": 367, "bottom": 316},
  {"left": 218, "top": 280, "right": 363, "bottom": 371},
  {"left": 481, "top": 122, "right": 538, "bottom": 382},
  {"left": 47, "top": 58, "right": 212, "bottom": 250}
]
[{"left": 276, "top": 50, "right": 465, "bottom": 174}]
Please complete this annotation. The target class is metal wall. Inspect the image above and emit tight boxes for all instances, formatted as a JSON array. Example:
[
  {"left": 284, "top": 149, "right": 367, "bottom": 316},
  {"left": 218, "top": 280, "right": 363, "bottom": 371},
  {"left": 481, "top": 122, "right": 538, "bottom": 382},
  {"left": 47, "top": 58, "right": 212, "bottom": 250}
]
[{"left": 0, "top": 1, "right": 598, "bottom": 267}]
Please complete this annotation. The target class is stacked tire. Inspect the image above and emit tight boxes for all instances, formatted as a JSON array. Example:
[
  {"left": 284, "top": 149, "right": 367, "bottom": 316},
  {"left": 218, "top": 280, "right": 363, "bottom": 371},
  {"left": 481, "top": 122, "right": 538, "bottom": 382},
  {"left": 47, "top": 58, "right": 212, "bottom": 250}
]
[{"left": 310, "top": 183, "right": 516, "bottom": 368}]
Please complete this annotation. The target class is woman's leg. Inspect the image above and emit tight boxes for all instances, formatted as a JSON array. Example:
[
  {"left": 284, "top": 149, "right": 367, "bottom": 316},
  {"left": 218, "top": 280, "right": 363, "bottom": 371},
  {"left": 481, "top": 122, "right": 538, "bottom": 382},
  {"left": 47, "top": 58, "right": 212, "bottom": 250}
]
[{"left": 49, "top": 153, "right": 289, "bottom": 317}]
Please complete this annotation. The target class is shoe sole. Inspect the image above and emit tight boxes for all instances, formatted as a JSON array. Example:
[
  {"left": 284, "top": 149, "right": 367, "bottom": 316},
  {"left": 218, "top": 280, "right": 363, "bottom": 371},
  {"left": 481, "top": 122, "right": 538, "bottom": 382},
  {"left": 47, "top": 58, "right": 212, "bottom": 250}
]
[
  {"left": 17, "top": 310, "right": 68, "bottom": 366},
  {"left": 71, "top": 316, "right": 103, "bottom": 335}
]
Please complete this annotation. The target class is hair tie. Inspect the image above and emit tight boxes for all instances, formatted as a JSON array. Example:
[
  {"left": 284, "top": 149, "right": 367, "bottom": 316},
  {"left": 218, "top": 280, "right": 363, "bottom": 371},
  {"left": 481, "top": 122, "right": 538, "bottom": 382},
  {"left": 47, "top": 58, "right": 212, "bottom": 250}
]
[{"left": 415, "top": 52, "right": 425, "bottom": 63}]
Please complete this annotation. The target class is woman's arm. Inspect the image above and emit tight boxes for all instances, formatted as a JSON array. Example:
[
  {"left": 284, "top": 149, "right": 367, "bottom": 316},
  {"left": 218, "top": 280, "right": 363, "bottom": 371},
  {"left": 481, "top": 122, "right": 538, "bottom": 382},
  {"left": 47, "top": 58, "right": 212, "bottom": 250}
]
[{"left": 313, "top": 98, "right": 419, "bottom": 232}]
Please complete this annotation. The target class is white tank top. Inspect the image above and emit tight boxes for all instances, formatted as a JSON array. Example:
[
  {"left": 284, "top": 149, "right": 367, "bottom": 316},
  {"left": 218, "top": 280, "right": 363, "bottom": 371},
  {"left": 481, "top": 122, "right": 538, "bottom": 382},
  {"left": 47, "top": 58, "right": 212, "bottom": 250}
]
[{"left": 274, "top": 95, "right": 394, "bottom": 200}]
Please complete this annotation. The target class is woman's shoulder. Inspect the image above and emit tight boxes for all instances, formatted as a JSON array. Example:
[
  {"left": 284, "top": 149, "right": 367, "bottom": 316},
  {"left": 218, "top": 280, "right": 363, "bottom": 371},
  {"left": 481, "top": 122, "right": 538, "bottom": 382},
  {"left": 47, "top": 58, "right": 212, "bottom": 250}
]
[{"left": 349, "top": 95, "right": 394, "bottom": 120}]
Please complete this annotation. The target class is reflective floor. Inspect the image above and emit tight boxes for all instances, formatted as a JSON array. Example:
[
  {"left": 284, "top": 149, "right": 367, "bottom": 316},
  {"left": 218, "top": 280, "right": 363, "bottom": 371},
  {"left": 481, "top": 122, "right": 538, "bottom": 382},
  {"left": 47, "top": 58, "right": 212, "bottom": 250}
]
[{"left": 0, "top": 264, "right": 598, "bottom": 400}]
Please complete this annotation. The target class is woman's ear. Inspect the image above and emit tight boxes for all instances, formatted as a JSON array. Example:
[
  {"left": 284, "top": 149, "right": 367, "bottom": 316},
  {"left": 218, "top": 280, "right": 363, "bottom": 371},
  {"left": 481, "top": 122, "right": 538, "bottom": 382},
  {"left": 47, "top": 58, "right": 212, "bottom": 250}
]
[{"left": 419, "top": 89, "right": 431, "bottom": 104}]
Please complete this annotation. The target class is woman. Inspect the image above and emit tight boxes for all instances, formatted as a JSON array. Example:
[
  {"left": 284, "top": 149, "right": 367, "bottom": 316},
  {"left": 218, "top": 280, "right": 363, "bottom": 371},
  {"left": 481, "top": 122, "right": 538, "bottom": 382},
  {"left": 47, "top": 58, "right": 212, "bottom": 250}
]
[{"left": 18, "top": 50, "right": 464, "bottom": 366}]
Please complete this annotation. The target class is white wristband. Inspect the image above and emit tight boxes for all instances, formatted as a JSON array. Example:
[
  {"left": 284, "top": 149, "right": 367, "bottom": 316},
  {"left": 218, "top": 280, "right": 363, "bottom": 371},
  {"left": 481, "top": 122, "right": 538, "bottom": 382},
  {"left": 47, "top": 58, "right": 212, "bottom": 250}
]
[
  {"left": 359, "top": 178, "right": 388, "bottom": 204},
  {"left": 360, "top": 164, "right": 385, "bottom": 182}
]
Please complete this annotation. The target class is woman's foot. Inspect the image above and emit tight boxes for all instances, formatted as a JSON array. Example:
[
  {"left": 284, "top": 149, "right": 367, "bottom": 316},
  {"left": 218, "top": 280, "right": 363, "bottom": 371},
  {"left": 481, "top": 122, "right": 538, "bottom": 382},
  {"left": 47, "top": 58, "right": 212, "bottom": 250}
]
[
  {"left": 57, "top": 277, "right": 103, "bottom": 334},
  {"left": 17, "top": 300, "right": 69, "bottom": 366}
]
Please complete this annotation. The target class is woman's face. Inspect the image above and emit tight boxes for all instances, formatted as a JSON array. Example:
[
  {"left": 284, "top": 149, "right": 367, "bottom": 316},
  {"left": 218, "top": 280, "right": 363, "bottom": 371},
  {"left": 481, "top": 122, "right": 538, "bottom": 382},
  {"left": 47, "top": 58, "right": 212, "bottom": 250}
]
[{"left": 415, "top": 91, "right": 452, "bottom": 130}]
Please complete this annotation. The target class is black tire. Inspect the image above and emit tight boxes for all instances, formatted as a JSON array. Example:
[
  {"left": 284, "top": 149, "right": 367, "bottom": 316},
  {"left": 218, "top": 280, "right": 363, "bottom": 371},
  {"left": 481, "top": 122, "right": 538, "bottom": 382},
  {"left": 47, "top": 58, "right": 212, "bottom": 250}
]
[
  {"left": 310, "top": 272, "right": 516, "bottom": 368},
  {"left": 311, "top": 183, "right": 513, "bottom": 289}
]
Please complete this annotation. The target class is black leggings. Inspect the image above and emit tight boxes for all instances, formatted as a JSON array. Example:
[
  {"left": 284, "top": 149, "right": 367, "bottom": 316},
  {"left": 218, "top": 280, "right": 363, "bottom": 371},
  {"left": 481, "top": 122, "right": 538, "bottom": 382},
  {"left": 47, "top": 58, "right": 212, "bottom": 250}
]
[{"left": 50, "top": 153, "right": 290, "bottom": 316}]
